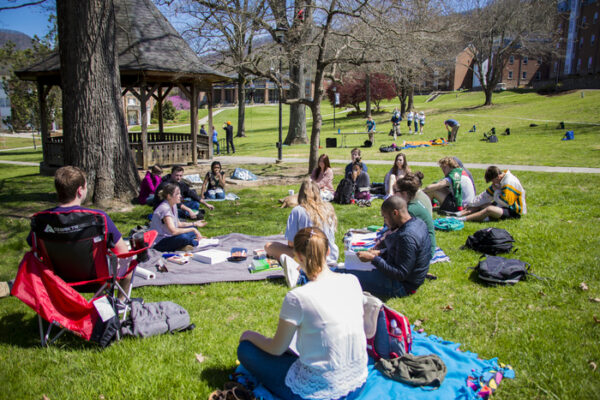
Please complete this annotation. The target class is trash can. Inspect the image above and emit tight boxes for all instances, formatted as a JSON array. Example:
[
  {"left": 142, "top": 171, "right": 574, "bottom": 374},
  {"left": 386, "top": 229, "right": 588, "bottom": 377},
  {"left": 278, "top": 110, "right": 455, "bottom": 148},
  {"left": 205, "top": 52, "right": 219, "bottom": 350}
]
[{"left": 326, "top": 138, "right": 337, "bottom": 148}]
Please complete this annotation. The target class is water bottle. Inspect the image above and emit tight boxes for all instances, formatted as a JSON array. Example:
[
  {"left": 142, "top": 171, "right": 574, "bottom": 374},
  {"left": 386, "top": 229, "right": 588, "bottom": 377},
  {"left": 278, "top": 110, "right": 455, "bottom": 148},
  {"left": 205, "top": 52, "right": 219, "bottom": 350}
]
[{"left": 390, "top": 319, "right": 402, "bottom": 336}]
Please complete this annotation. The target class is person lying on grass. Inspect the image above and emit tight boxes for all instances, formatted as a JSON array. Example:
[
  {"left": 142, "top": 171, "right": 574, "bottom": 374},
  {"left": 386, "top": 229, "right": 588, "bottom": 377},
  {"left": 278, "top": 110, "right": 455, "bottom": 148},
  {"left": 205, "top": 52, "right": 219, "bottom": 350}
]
[
  {"left": 150, "top": 183, "right": 206, "bottom": 252},
  {"left": 238, "top": 227, "right": 367, "bottom": 400},
  {"left": 265, "top": 178, "right": 339, "bottom": 267},
  {"left": 456, "top": 166, "right": 526, "bottom": 222}
]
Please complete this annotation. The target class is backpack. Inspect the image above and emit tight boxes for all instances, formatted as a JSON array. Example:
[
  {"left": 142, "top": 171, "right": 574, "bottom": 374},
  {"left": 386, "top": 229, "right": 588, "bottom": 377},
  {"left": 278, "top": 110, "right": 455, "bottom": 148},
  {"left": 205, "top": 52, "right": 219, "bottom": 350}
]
[
  {"left": 463, "top": 227, "right": 514, "bottom": 255},
  {"left": 120, "top": 301, "right": 194, "bottom": 338},
  {"left": 473, "top": 255, "right": 531, "bottom": 285},
  {"left": 333, "top": 178, "right": 354, "bottom": 204},
  {"left": 363, "top": 292, "right": 412, "bottom": 360},
  {"left": 433, "top": 217, "right": 464, "bottom": 231}
]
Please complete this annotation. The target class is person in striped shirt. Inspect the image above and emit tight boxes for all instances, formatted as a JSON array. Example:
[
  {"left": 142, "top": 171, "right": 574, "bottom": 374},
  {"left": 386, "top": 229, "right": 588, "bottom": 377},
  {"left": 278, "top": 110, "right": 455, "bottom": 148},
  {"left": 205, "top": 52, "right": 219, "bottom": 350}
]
[{"left": 458, "top": 166, "right": 526, "bottom": 222}]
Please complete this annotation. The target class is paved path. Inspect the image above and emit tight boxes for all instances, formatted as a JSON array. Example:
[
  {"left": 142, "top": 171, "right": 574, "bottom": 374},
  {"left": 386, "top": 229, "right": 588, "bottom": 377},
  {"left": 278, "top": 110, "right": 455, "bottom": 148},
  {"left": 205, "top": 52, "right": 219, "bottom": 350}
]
[
  {"left": 0, "top": 160, "right": 39, "bottom": 166},
  {"left": 203, "top": 156, "right": 600, "bottom": 174},
  {"left": 0, "top": 146, "right": 36, "bottom": 152}
]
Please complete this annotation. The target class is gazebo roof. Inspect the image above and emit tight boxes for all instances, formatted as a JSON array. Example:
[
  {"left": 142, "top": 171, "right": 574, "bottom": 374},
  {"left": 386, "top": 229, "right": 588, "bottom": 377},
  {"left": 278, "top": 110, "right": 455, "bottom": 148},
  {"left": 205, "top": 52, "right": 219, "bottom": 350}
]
[{"left": 16, "top": 0, "right": 232, "bottom": 87}]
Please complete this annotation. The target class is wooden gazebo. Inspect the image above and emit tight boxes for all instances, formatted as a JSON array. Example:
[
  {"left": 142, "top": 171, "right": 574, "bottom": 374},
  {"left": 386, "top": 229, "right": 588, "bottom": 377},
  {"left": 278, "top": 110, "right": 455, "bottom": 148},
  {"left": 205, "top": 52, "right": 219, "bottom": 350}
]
[{"left": 16, "top": 0, "right": 232, "bottom": 171}]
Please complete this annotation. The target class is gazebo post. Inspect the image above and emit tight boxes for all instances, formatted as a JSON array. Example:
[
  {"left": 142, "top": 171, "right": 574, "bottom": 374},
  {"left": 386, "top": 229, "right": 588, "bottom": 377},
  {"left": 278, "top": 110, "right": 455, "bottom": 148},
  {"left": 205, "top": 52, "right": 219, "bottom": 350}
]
[
  {"left": 207, "top": 84, "right": 214, "bottom": 159},
  {"left": 157, "top": 86, "right": 164, "bottom": 135},
  {"left": 190, "top": 82, "right": 199, "bottom": 165},
  {"left": 140, "top": 82, "right": 149, "bottom": 170},
  {"left": 36, "top": 81, "right": 50, "bottom": 166}
]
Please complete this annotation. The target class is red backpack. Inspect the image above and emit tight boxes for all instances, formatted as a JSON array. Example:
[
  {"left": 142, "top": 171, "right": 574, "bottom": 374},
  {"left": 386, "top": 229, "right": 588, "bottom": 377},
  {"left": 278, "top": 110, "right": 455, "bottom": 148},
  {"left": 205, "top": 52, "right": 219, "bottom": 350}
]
[{"left": 363, "top": 292, "right": 412, "bottom": 360}]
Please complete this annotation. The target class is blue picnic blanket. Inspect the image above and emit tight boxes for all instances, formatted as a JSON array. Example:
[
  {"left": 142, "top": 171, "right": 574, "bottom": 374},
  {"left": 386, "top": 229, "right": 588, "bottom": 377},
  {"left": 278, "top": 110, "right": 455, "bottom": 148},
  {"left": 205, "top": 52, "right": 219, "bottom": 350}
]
[{"left": 233, "top": 329, "right": 514, "bottom": 400}]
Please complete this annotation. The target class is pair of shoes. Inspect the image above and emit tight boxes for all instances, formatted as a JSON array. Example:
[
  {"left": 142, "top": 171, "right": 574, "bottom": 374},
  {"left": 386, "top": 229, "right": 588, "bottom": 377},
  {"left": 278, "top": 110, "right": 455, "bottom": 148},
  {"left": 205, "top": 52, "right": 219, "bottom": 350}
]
[
  {"left": 280, "top": 254, "right": 300, "bottom": 289},
  {"left": 180, "top": 244, "right": 195, "bottom": 252},
  {"left": 356, "top": 199, "right": 371, "bottom": 207},
  {"left": 209, "top": 382, "right": 255, "bottom": 400}
]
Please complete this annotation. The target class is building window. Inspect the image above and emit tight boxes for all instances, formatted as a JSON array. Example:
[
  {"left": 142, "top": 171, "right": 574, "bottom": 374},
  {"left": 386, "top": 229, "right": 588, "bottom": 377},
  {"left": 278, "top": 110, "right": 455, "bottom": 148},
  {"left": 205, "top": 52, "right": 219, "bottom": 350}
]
[
  {"left": 509, "top": 55, "right": 514, "bottom": 64},
  {"left": 523, "top": 56, "right": 528, "bottom": 65},
  {"left": 589, "top": 57, "right": 593, "bottom": 71},
  {"left": 594, "top": 12, "right": 598, "bottom": 24},
  {"left": 579, "top": 37, "right": 584, "bottom": 48},
  {"left": 577, "top": 58, "right": 582, "bottom": 72},
  {"left": 508, "top": 71, "right": 513, "bottom": 79},
  {"left": 522, "top": 71, "right": 527, "bottom": 79},
  {"left": 536, "top": 71, "right": 542, "bottom": 80},
  {"left": 554, "top": 62, "right": 559, "bottom": 73},
  {"left": 592, "top": 34, "right": 596, "bottom": 45}
]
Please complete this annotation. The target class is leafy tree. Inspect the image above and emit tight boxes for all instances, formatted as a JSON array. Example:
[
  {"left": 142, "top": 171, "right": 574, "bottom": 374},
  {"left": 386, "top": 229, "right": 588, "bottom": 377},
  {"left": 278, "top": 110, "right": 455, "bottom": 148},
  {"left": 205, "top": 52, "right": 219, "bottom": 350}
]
[
  {"left": 325, "top": 73, "right": 395, "bottom": 113},
  {"left": 0, "top": 39, "right": 60, "bottom": 132},
  {"left": 151, "top": 99, "right": 176, "bottom": 123}
]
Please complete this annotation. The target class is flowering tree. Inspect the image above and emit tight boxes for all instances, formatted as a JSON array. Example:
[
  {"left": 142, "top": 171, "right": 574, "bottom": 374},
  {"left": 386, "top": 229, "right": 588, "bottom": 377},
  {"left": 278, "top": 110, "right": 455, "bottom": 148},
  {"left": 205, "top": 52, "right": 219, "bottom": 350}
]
[
  {"left": 168, "top": 95, "right": 190, "bottom": 110},
  {"left": 326, "top": 72, "right": 395, "bottom": 113}
]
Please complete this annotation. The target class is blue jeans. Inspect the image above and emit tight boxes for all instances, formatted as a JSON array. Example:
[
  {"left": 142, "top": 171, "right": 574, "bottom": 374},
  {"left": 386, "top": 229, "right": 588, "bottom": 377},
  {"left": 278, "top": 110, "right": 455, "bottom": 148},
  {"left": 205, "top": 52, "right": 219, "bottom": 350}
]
[
  {"left": 153, "top": 232, "right": 197, "bottom": 252},
  {"left": 213, "top": 141, "right": 220, "bottom": 154},
  {"left": 204, "top": 188, "right": 225, "bottom": 199},
  {"left": 179, "top": 199, "right": 200, "bottom": 219},
  {"left": 336, "top": 268, "right": 409, "bottom": 298},
  {"left": 237, "top": 341, "right": 364, "bottom": 400}
]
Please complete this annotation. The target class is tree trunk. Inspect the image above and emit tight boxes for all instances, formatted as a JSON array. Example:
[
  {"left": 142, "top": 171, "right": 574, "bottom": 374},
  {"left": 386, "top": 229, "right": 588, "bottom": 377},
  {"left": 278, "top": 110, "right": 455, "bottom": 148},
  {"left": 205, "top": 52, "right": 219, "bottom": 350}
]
[
  {"left": 236, "top": 77, "right": 246, "bottom": 137},
  {"left": 284, "top": 55, "right": 308, "bottom": 145},
  {"left": 484, "top": 88, "right": 493, "bottom": 105},
  {"left": 407, "top": 86, "right": 414, "bottom": 112},
  {"left": 57, "top": 0, "right": 138, "bottom": 206},
  {"left": 308, "top": 99, "right": 321, "bottom": 174},
  {"left": 365, "top": 73, "right": 371, "bottom": 117}
]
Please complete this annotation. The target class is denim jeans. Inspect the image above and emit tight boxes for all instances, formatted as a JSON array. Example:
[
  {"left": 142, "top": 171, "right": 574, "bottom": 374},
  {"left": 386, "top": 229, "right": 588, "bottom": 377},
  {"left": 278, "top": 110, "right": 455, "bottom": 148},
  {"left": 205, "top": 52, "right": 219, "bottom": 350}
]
[
  {"left": 179, "top": 199, "right": 200, "bottom": 219},
  {"left": 237, "top": 341, "right": 364, "bottom": 400},
  {"left": 213, "top": 141, "right": 220, "bottom": 154},
  {"left": 336, "top": 268, "right": 409, "bottom": 298},
  {"left": 204, "top": 188, "right": 225, "bottom": 200},
  {"left": 153, "top": 232, "right": 197, "bottom": 252}
]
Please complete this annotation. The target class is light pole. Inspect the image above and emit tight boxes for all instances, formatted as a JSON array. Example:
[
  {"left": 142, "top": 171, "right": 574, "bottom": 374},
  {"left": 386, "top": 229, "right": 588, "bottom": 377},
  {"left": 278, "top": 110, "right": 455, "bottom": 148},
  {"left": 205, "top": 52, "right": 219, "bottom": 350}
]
[
  {"left": 332, "top": 86, "right": 337, "bottom": 128},
  {"left": 275, "top": 26, "right": 287, "bottom": 162}
]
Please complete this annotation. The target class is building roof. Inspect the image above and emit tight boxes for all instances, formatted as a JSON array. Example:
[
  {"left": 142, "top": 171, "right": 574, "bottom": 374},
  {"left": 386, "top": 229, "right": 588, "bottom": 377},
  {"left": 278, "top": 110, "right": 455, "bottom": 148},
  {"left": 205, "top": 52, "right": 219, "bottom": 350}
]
[{"left": 16, "top": 0, "right": 232, "bottom": 87}]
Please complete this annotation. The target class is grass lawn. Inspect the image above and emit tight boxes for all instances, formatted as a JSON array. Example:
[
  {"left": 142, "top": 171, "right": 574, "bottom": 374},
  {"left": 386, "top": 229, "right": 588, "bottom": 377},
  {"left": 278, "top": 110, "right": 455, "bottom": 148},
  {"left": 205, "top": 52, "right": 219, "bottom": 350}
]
[{"left": 0, "top": 90, "right": 600, "bottom": 399}]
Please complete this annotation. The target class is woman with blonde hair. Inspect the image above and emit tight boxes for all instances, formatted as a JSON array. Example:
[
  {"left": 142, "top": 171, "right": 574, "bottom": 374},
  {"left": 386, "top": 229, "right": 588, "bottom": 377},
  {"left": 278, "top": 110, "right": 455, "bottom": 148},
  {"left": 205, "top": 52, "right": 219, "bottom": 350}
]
[
  {"left": 265, "top": 178, "right": 338, "bottom": 266},
  {"left": 239, "top": 227, "right": 367, "bottom": 400}
]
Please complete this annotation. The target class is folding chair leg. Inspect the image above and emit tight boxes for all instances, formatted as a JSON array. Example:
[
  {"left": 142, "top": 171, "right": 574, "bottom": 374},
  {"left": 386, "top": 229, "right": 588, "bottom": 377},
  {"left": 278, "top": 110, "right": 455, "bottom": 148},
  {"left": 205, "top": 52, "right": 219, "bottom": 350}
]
[{"left": 38, "top": 315, "right": 67, "bottom": 347}]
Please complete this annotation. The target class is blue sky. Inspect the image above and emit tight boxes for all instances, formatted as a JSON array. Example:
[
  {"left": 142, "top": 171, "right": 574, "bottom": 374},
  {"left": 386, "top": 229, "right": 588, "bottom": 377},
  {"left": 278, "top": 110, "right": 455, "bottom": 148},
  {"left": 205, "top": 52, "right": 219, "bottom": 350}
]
[{"left": 0, "top": 1, "right": 54, "bottom": 39}]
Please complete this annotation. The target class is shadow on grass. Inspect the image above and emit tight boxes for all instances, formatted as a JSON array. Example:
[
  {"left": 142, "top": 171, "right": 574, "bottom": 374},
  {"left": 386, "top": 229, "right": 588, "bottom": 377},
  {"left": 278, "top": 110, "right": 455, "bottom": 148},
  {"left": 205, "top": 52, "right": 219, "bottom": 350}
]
[
  {"left": 0, "top": 311, "right": 102, "bottom": 349},
  {"left": 200, "top": 363, "right": 238, "bottom": 388}
]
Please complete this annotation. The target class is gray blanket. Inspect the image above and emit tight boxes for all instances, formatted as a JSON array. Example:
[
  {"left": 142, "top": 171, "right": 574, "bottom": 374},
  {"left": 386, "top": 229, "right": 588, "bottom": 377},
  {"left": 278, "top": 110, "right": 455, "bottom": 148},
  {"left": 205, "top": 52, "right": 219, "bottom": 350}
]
[{"left": 132, "top": 233, "right": 285, "bottom": 288}]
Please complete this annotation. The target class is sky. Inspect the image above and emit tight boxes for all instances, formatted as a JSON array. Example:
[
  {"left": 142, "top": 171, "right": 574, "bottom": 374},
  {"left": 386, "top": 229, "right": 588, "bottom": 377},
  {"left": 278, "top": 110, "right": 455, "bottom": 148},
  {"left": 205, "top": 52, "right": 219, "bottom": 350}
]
[{"left": 0, "top": 1, "right": 54, "bottom": 39}]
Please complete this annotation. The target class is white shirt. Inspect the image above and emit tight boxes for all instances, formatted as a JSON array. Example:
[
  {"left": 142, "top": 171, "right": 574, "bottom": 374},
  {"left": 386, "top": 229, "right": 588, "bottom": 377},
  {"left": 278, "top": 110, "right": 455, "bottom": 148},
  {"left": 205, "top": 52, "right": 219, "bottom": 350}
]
[{"left": 280, "top": 272, "right": 368, "bottom": 399}]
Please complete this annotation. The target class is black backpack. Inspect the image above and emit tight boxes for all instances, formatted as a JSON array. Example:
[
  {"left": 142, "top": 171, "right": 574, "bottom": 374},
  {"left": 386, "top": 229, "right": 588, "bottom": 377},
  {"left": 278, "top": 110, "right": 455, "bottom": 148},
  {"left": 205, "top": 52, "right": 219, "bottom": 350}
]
[
  {"left": 474, "top": 255, "right": 531, "bottom": 285},
  {"left": 334, "top": 178, "right": 354, "bottom": 204},
  {"left": 463, "top": 227, "right": 514, "bottom": 255}
]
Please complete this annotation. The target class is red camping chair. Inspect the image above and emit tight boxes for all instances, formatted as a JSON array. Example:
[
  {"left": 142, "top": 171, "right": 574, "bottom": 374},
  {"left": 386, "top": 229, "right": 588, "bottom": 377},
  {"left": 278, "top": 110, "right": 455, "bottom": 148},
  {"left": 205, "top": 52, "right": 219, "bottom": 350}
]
[{"left": 11, "top": 209, "right": 156, "bottom": 346}]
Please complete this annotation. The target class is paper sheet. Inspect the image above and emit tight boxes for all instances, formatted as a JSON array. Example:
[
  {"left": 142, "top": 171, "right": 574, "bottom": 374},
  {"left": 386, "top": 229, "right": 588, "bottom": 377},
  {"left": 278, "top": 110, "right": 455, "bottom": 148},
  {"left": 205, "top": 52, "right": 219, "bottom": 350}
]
[{"left": 343, "top": 250, "right": 375, "bottom": 271}]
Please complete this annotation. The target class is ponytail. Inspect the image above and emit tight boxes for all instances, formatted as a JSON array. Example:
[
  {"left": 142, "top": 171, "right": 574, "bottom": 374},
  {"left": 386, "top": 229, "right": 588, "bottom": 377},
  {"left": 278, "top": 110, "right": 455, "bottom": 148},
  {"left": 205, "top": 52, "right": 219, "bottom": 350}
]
[{"left": 293, "top": 227, "right": 328, "bottom": 280}]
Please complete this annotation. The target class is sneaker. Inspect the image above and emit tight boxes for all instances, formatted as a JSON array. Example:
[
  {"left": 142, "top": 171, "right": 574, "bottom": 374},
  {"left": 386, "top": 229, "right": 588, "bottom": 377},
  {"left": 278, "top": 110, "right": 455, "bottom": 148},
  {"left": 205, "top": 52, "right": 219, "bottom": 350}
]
[
  {"left": 280, "top": 254, "right": 300, "bottom": 289},
  {"left": 0, "top": 281, "right": 10, "bottom": 298},
  {"left": 439, "top": 210, "right": 461, "bottom": 217}
]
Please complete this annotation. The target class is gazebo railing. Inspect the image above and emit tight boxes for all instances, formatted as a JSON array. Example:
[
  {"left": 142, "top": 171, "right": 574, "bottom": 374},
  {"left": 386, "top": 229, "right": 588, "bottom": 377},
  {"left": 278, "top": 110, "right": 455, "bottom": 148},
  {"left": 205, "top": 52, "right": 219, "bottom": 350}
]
[{"left": 44, "top": 133, "right": 210, "bottom": 168}]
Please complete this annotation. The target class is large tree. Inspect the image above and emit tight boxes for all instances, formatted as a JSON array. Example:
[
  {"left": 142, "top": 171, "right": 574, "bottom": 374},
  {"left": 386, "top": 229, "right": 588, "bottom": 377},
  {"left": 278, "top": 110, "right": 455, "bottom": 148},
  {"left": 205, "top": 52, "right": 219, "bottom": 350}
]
[
  {"left": 455, "top": 0, "right": 557, "bottom": 106},
  {"left": 57, "top": 0, "right": 138, "bottom": 205}
]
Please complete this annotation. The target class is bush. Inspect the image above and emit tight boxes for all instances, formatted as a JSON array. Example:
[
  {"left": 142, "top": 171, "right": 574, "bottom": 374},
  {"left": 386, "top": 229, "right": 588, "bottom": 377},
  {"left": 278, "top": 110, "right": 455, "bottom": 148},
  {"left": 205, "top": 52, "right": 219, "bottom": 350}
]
[{"left": 151, "top": 100, "right": 177, "bottom": 122}]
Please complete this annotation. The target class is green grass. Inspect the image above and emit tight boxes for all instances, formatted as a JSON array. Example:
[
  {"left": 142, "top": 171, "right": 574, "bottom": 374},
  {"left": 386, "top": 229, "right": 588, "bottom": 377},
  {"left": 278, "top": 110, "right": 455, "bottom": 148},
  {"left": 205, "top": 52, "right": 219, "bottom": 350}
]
[{"left": 1, "top": 90, "right": 600, "bottom": 399}]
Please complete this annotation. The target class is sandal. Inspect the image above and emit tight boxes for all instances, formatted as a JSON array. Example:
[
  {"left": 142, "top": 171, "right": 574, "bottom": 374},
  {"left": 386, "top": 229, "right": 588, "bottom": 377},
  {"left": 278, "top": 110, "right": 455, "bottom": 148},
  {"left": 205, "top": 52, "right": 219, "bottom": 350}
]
[{"left": 222, "top": 382, "right": 255, "bottom": 400}]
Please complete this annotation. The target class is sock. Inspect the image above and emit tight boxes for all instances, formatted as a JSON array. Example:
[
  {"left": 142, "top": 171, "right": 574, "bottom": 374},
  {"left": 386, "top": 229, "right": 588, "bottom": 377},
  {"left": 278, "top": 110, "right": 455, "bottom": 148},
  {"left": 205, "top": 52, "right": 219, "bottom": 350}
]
[{"left": 457, "top": 216, "right": 467, "bottom": 221}]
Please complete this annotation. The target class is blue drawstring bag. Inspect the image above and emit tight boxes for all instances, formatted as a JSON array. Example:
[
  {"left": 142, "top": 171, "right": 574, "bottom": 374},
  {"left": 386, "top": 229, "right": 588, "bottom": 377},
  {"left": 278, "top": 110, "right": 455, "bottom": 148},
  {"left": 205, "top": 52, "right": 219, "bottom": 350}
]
[{"left": 434, "top": 217, "right": 464, "bottom": 231}]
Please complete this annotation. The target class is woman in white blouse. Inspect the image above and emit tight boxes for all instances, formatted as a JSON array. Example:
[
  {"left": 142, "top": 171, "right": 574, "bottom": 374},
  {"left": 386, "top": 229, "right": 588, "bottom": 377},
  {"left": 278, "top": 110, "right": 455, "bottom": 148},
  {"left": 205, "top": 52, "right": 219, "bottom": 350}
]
[{"left": 238, "top": 227, "right": 367, "bottom": 399}]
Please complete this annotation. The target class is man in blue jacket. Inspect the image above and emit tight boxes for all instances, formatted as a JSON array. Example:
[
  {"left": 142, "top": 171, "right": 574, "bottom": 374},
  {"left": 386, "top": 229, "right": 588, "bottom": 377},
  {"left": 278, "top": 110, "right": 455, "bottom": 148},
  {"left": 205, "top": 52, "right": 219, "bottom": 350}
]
[{"left": 343, "top": 196, "right": 431, "bottom": 298}]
